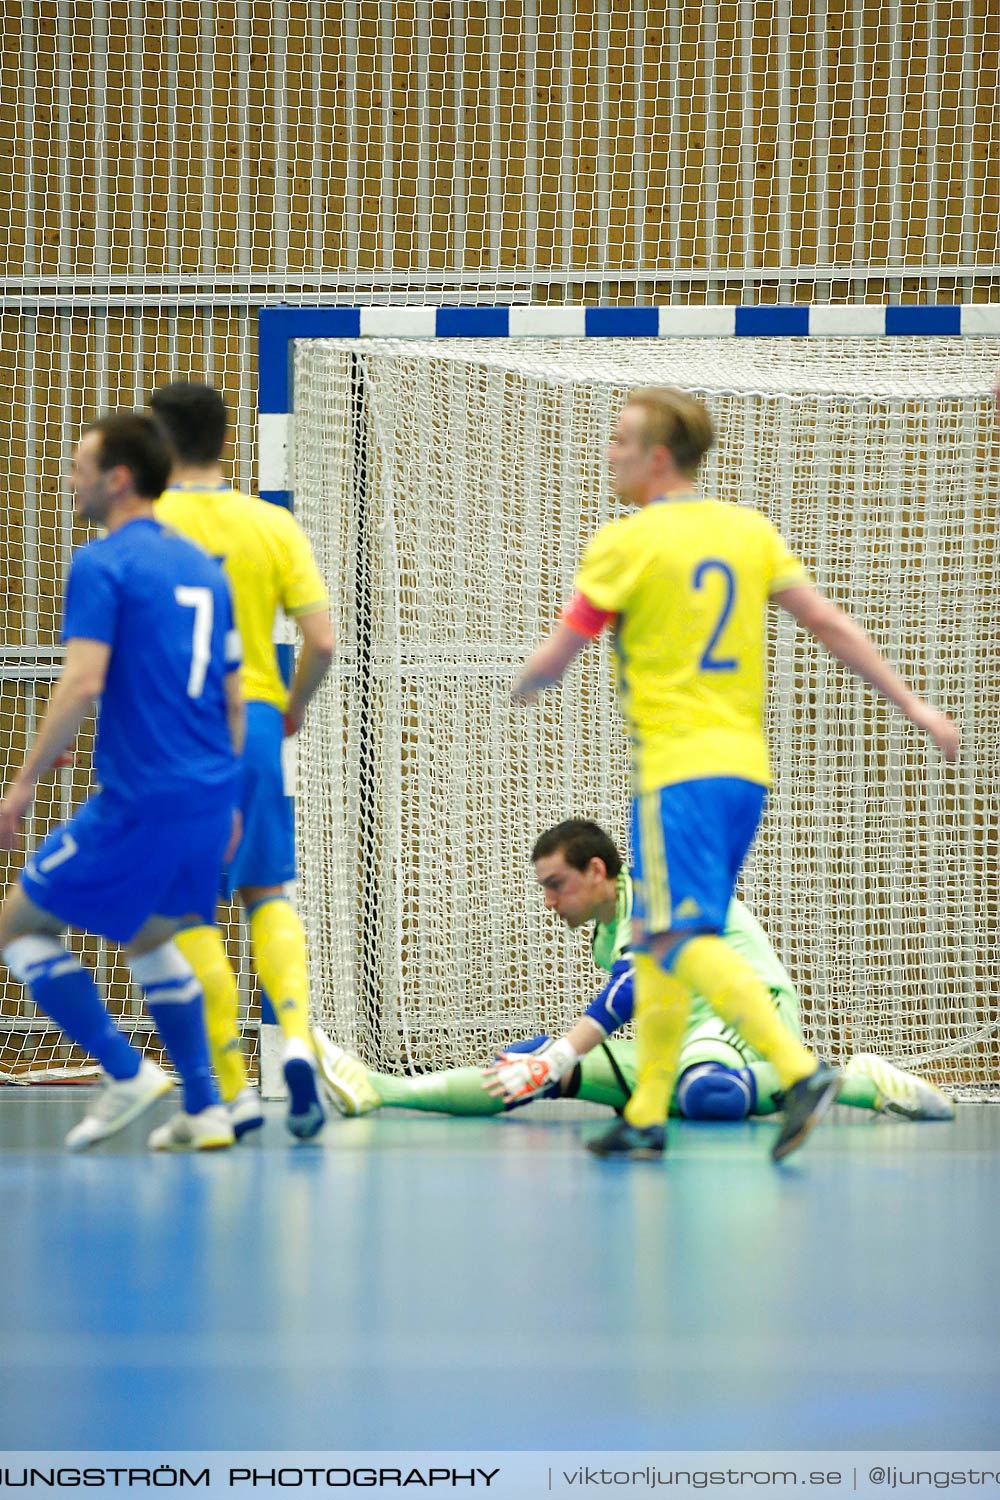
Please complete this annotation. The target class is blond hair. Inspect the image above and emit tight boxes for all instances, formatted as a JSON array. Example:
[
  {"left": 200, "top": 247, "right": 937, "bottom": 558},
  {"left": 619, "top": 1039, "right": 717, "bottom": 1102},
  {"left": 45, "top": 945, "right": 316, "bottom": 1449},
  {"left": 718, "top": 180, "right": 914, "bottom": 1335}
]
[{"left": 626, "top": 387, "right": 715, "bottom": 476}]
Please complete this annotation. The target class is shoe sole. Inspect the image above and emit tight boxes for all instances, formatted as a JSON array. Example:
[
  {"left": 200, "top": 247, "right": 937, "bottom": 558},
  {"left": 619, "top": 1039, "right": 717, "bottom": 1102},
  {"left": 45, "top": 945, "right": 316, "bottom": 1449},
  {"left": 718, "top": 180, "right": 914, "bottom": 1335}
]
[
  {"left": 232, "top": 1114, "right": 266, "bottom": 1140},
  {"left": 882, "top": 1096, "right": 955, "bottom": 1122},
  {"left": 771, "top": 1075, "right": 841, "bottom": 1162},
  {"left": 314, "top": 1061, "right": 355, "bottom": 1116},
  {"left": 317, "top": 1064, "right": 380, "bottom": 1117},
  {"left": 586, "top": 1136, "right": 665, "bottom": 1160},
  {"left": 312, "top": 1031, "right": 374, "bottom": 1117},
  {"left": 150, "top": 1133, "right": 234, "bottom": 1153},
  {"left": 848, "top": 1055, "right": 956, "bottom": 1122},
  {"left": 284, "top": 1057, "right": 326, "bottom": 1139},
  {"left": 66, "top": 1073, "right": 173, "bottom": 1152}
]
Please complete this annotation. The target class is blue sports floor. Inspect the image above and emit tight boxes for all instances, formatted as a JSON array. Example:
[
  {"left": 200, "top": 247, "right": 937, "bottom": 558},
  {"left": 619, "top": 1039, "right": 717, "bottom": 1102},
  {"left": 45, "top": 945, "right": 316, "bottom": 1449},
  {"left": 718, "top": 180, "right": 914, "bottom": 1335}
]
[{"left": 1, "top": 1091, "right": 998, "bottom": 1451}]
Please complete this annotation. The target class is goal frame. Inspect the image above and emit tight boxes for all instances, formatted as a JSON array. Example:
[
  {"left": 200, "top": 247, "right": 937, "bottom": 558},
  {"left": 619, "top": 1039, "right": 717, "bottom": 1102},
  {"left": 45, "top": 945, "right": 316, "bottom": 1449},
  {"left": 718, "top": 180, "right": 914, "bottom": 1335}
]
[
  {"left": 254, "top": 301, "right": 1000, "bottom": 1094},
  {"left": 258, "top": 300, "right": 1000, "bottom": 510}
]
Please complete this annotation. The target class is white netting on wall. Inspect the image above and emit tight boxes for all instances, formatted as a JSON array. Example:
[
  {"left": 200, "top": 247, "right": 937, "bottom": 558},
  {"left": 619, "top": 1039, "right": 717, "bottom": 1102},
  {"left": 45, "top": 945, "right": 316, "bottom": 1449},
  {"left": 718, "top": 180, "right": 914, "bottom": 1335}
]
[
  {"left": 294, "top": 336, "right": 1000, "bottom": 1095},
  {"left": 1, "top": 2, "right": 998, "bottom": 1078},
  {"left": 2, "top": 2, "right": 998, "bottom": 299}
]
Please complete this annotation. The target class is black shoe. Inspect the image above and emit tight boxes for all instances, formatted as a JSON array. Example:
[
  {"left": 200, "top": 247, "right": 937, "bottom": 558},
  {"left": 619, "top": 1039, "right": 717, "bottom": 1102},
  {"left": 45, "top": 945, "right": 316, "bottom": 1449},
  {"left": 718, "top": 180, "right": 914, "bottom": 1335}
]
[
  {"left": 771, "top": 1064, "right": 841, "bottom": 1162},
  {"left": 587, "top": 1119, "right": 666, "bottom": 1159}
]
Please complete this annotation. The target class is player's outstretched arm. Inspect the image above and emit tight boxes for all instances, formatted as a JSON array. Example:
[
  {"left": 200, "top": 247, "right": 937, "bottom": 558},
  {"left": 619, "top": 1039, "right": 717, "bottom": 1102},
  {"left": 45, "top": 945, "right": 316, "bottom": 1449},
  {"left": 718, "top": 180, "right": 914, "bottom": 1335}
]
[
  {"left": 511, "top": 622, "right": 590, "bottom": 704},
  {"left": 0, "top": 638, "right": 109, "bottom": 848},
  {"left": 284, "top": 607, "right": 334, "bottom": 735},
  {"left": 483, "top": 1015, "right": 608, "bottom": 1102},
  {"left": 773, "top": 583, "right": 959, "bottom": 761},
  {"left": 484, "top": 959, "right": 635, "bottom": 1104}
]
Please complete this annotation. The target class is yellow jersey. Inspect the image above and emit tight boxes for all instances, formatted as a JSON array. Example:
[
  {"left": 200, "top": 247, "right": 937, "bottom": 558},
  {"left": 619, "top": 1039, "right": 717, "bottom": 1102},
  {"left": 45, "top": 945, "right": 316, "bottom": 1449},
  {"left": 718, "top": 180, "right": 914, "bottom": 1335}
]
[
  {"left": 155, "top": 486, "right": 329, "bottom": 711},
  {"left": 572, "top": 497, "right": 808, "bottom": 792}
]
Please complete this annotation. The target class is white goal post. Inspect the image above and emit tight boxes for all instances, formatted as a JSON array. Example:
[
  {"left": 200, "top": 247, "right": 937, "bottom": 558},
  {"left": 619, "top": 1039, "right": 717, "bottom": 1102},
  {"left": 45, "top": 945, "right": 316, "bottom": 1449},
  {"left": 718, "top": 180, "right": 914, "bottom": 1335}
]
[{"left": 258, "top": 306, "right": 1000, "bottom": 1099}]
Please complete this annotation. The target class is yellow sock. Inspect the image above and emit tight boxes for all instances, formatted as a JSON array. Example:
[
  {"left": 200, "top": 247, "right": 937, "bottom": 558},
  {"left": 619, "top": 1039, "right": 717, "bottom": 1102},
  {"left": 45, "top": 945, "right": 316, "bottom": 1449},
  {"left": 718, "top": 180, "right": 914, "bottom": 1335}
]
[
  {"left": 624, "top": 953, "right": 694, "bottom": 1129},
  {"left": 249, "top": 898, "right": 313, "bottom": 1047},
  {"left": 173, "top": 924, "right": 247, "bottom": 1103},
  {"left": 673, "top": 935, "right": 815, "bottom": 1089}
]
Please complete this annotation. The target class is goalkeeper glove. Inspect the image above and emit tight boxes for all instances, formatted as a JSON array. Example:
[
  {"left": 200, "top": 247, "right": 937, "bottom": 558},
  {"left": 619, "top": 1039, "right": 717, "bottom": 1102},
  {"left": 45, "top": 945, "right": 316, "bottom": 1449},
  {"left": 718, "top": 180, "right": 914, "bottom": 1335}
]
[{"left": 486, "top": 1036, "right": 579, "bottom": 1103}]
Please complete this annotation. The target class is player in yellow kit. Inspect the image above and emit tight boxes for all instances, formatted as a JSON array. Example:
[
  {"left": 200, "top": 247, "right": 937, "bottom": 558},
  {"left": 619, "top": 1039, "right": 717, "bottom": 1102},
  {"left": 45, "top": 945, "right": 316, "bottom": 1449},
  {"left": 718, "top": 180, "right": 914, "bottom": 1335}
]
[
  {"left": 152, "top": 382, "right": 334, "bottom": 1139},
  {"left": 512, "top": 387, "right": 959, "bottom": 1162}
]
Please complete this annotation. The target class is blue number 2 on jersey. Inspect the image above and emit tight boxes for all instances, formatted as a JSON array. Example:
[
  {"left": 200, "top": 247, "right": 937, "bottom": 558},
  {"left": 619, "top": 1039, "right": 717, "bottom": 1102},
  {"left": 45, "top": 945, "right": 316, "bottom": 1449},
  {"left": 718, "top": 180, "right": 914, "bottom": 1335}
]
[{"left": 692, "top": 559, "right": 739, "bottom": 672}]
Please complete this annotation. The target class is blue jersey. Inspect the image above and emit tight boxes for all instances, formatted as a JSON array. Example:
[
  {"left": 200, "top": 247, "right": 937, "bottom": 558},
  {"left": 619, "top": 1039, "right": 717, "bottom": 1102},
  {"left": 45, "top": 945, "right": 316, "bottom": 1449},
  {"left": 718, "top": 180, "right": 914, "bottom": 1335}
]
[{"left": 62, "top": 517, "right": 241, "bottom": 812}]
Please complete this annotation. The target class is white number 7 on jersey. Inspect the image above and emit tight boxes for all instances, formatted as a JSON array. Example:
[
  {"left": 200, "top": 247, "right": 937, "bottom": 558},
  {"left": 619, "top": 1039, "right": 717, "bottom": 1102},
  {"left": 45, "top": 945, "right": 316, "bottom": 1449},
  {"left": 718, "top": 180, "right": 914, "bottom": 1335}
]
[{"left": 174, "top": 586, "right": 215, "bottom": 698}]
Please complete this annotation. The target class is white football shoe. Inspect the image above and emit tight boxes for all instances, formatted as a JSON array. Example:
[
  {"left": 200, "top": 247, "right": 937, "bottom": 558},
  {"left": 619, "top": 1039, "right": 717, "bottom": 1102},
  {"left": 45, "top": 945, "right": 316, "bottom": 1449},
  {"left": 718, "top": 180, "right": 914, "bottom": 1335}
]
[
  {"left": 228, "top": 1086, "right": 265, "bottom": 1140},
  {"left": 845, "top": 1053, "right": 956, "bottom": 1121},
  {"left": 65, "top": 1059, "right": 173, "bottom": 1151},
  {"left": 312, "top": 1026, "right": 381, "bottom": 1116},
  {"left": 148, "top": 1104, "right": 235, "bottom": 1151}
]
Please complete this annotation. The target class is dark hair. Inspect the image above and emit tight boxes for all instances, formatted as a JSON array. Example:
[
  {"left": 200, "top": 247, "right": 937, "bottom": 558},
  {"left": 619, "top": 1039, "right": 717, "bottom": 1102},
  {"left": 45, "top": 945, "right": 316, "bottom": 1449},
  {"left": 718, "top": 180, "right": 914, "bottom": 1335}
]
[
  {"left": 86, "top": 413, "right": 172, "bottom": 500},
  {"left": 149, "top": 381, "right": 229, "bottom": 464},
  {"left": 531, "top": 819, "right": 623, "bottom": 878}
]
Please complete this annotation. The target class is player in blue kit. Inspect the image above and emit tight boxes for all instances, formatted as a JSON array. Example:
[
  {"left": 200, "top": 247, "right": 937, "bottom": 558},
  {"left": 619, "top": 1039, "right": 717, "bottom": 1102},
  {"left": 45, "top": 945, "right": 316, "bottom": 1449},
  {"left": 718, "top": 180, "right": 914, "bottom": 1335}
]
[{"left": 0, "top": 414, "right": 245, "bottom": 1151}]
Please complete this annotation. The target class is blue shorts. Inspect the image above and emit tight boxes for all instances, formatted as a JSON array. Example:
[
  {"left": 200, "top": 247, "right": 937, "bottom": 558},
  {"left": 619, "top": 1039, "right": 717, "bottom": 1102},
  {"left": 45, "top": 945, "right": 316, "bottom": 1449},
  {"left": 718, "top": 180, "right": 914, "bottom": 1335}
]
[
  {"left": 21, "top": 792, "right": 234, "bottom": 945},
  {"left": 223, "top": 701, "right": 296, "bottom": 897},
  {"left": 631, "top": 777, "right": 767, "bottom": 940}
]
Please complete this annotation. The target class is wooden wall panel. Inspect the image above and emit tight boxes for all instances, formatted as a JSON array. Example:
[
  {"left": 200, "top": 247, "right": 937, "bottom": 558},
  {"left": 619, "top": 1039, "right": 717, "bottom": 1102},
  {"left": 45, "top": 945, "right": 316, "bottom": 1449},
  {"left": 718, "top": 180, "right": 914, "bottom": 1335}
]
[{"left": 5, "top": 0, "right": 995, "bottom": 289}]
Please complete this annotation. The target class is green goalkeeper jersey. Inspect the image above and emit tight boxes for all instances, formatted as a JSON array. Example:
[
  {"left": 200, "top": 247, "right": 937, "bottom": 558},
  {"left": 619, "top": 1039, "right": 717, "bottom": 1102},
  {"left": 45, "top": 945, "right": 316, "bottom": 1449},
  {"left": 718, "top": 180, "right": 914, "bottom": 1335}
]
[
  {"left": 591, "top": 870, "right": 635, "bottom": 970},
  {"left": 589, "top": 869, "right": 802, "bottom": 1038}
]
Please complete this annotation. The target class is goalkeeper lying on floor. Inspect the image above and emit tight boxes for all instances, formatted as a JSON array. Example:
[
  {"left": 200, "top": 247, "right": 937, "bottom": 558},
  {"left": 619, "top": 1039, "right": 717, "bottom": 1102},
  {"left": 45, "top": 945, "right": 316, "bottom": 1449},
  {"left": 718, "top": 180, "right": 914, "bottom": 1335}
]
[{"left": 313, "top": 819, "right": 954, "bottom": 1125}]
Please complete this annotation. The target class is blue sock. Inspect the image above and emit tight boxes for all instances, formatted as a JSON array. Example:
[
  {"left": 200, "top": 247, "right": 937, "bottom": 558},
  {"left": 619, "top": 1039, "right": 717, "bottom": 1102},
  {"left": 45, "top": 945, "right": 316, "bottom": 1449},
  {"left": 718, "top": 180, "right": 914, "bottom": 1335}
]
[
  {"left": 3, "top": 937, "right": 140, "bottom": 1080},
  {"left": 146, "top": 1001, "right": 217, "bottom": 1114},
  {"left": 130, "top": 945, "right": 219, "bottom": 1115}
]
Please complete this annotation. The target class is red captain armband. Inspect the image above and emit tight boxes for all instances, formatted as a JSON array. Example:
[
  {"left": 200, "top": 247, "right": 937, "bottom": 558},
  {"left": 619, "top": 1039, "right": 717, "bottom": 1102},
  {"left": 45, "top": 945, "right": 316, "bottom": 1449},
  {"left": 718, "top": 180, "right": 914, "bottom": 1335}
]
[{"left": 560, "top": 592, "right": 616, "bottom": 640}]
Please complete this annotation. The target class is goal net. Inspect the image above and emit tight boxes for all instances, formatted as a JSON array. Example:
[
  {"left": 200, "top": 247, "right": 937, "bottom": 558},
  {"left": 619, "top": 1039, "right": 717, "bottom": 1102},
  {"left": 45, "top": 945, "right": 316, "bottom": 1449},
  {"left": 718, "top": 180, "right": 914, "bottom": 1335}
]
[{"left": 294, "top": 335, "right": 1000, "bottom": 1097}]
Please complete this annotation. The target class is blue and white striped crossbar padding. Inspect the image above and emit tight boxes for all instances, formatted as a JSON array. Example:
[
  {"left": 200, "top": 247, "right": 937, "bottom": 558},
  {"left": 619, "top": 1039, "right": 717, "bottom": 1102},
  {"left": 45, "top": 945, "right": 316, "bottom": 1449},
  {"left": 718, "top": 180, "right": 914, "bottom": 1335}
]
[{"left": 257, "top": 302, "right": 1000, "bottom": 505}]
